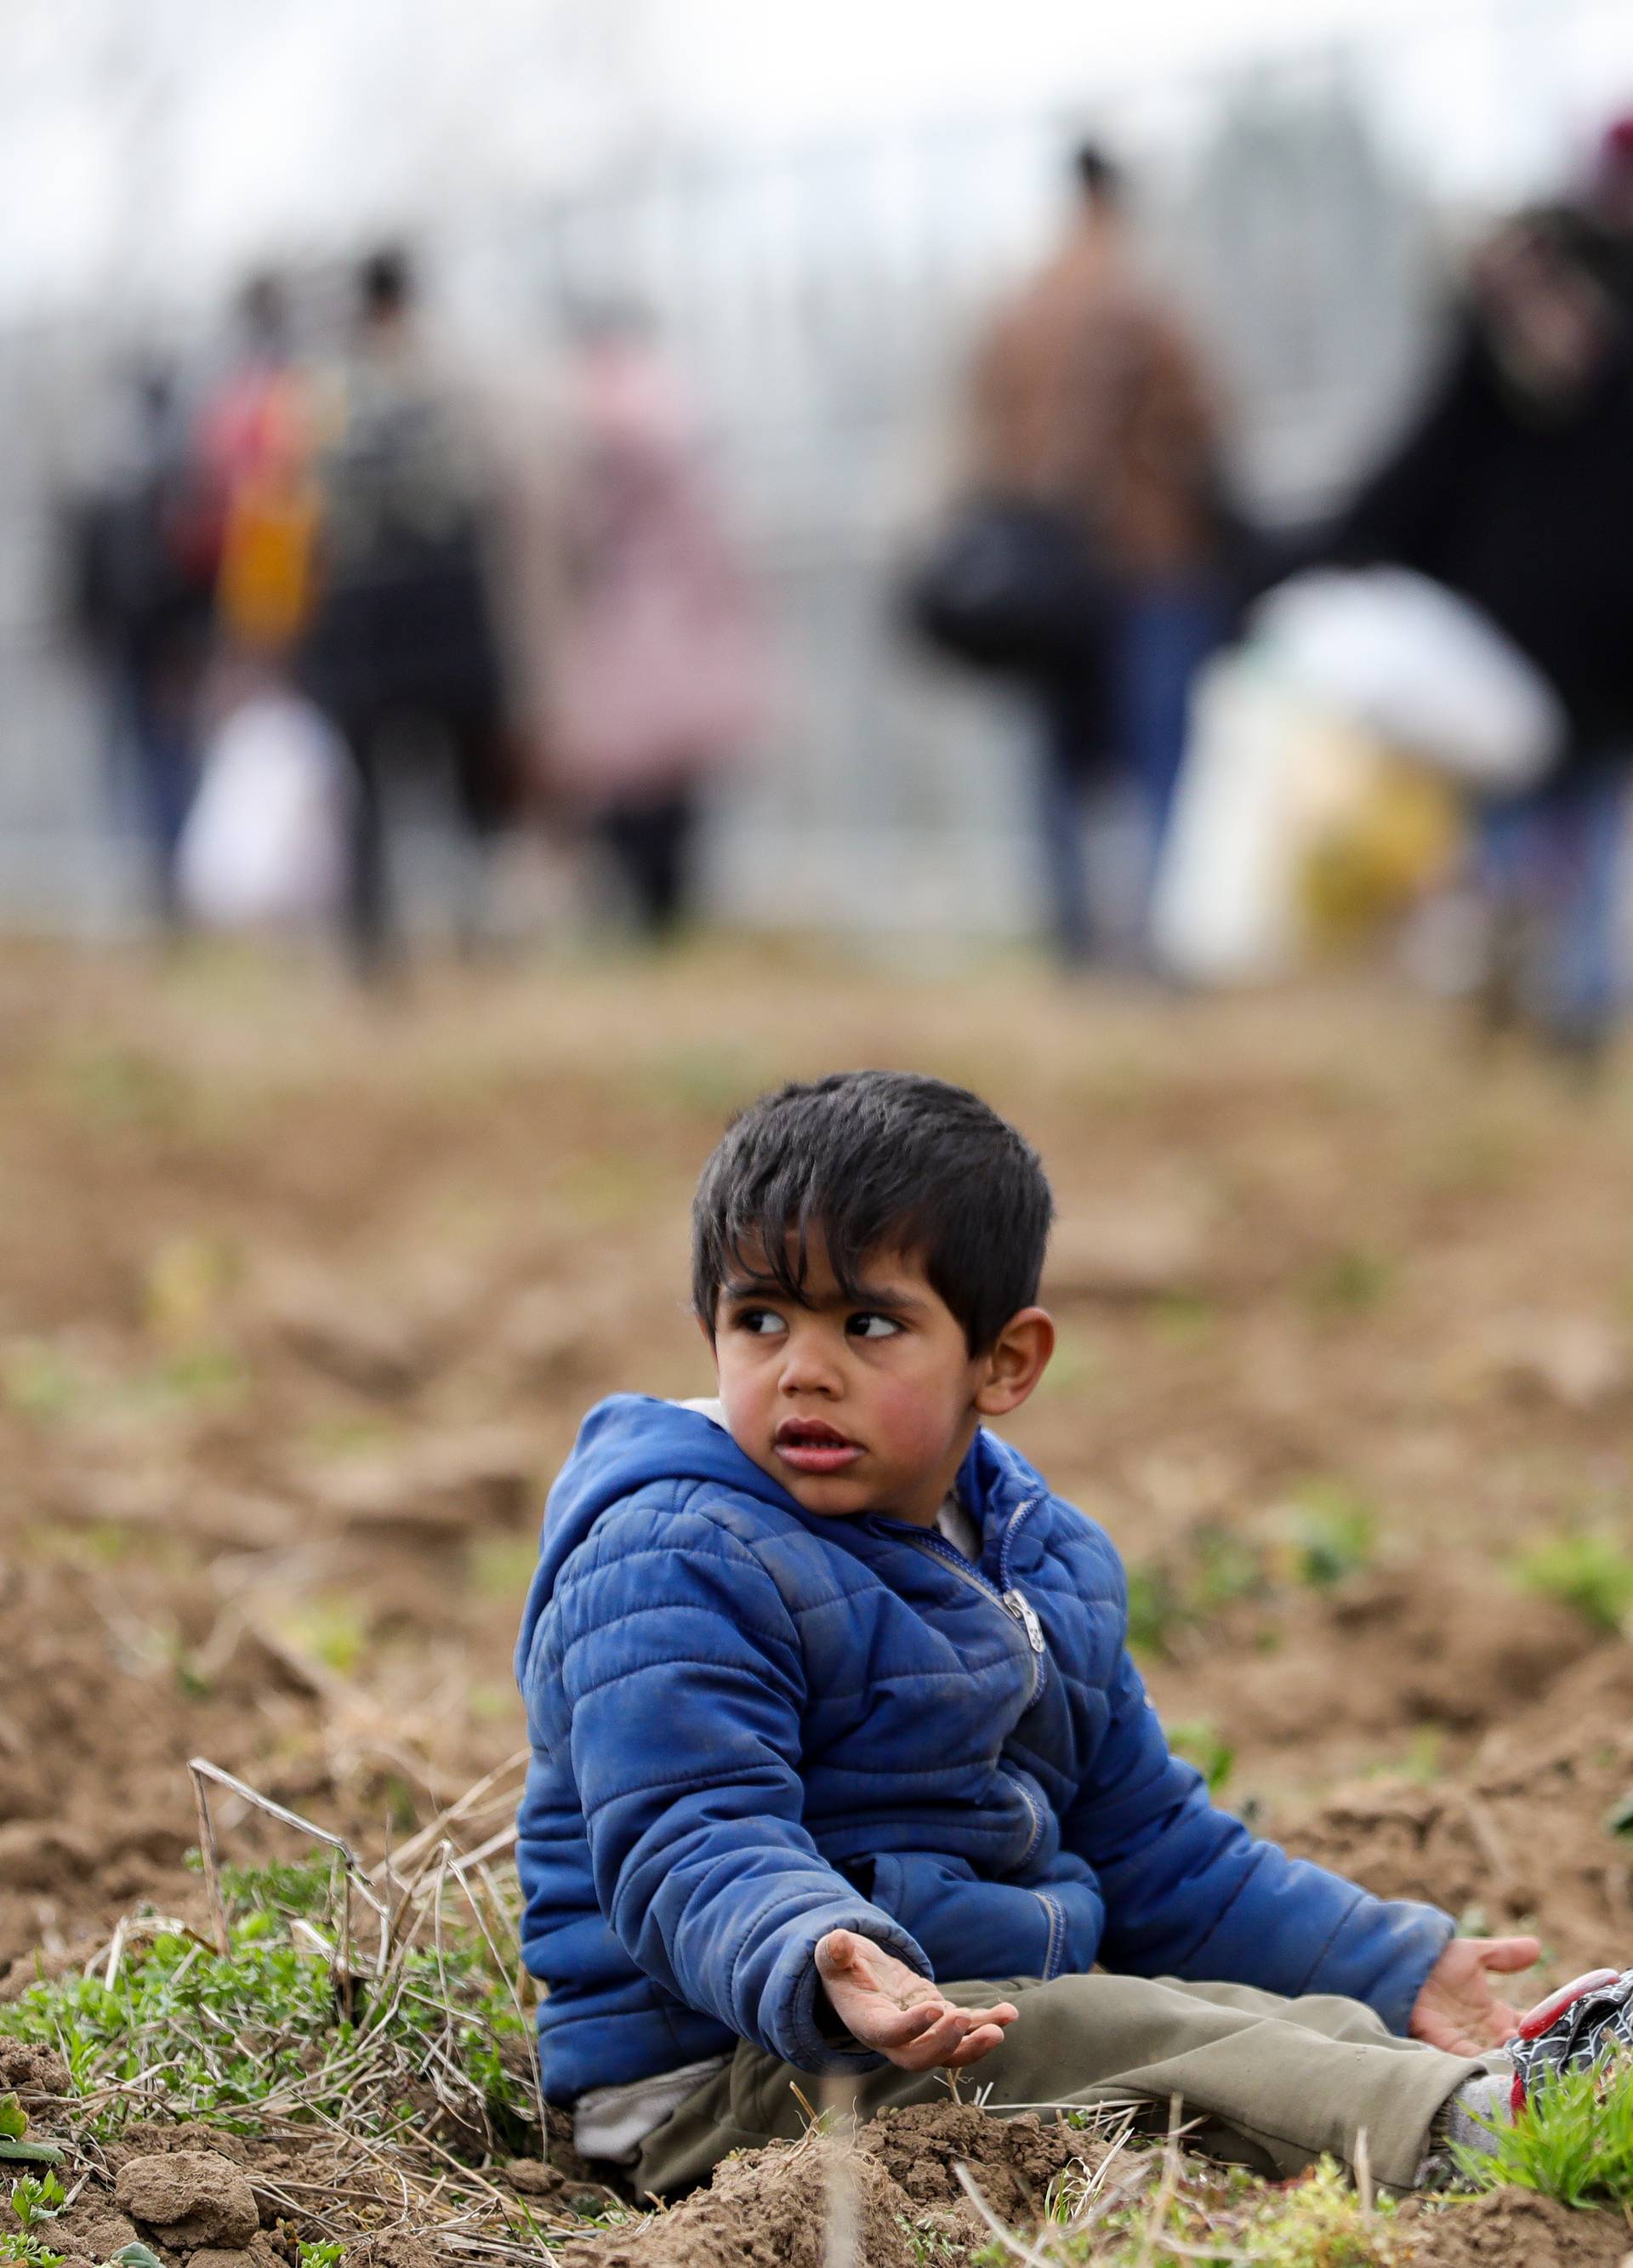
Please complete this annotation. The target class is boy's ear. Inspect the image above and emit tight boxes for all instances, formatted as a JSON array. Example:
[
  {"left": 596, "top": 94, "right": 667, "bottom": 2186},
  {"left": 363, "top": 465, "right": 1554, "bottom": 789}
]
[{"left": 973, "top": 1307, "right": 1055, "bottom": 1418}]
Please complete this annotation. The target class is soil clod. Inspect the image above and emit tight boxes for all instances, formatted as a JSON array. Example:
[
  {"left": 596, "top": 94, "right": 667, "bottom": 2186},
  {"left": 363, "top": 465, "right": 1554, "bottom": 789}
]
[
  {"left": 1407, "top": 2184, "right": 1630, "bottom": 2265},
  {"left": 556, "top": 2127, "right": 919, "bottom": 2267},
  {"left": 115, "top": 2151, "right": 260, "bottom": 2250},
  {"left": 857, "top": 2100, "right": 1088, "bottom": 2220},
  {"left": 0, "top": 2038, "right": 70, "bottom": 2096}
]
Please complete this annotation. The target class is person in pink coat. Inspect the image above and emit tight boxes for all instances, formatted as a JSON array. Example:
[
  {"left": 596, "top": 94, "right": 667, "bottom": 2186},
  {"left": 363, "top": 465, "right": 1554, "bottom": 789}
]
[{"left": 546, "top": 313, "right": 766, "bottom": 937}]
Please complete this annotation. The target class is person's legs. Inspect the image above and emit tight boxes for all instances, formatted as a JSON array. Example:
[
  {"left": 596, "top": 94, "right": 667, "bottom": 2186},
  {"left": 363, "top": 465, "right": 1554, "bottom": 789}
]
[
  {"left": 1115, "top": 578, "right": 1228, "bottom": 858},
  {"left": 118, "top": 660, "right": 200, "bottom": 928},
  {"left": 597, "top": 789, "right": 698, "bottom": 939},
  {"left": 1472, "top": 789, "right": 1537, "bottom": 1038},
  {"left": 446, "top": 712, "right": 514, "bottom": 953},
  {"left": 634, "top": 1971, "right": 1489, "bottom": 2199},
  {"left": 1536, "top": 761, "right": 1629, "bottom": 1056},
  {"left": 331, "top": 712, "right": 395, "bottom": 982},
  {"left": 1476, "top": 763, "right": 1630, "bottom": 1059}
]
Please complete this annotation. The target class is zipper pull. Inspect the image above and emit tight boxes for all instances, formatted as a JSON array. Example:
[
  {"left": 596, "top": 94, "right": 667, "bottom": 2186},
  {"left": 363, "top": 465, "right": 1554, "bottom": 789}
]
[{"left": 1003, "top": 1588, "right": 1045, "bottom": 1655}]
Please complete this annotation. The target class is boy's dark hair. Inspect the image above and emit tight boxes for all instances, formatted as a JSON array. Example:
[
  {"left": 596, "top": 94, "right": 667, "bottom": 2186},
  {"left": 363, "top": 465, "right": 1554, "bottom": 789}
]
[{"left": 691, "top": 1071, "right": 1053, "bottom": 1354}]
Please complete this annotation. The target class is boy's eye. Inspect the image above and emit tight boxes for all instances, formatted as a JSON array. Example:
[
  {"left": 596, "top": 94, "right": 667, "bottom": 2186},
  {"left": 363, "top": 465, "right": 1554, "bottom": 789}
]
[
  {"left": 847, "top": 1312, "right": 902, "bottom": 1341},
  {"left": 734, "top": 1308, "right": 788, "bottom": 1337}
]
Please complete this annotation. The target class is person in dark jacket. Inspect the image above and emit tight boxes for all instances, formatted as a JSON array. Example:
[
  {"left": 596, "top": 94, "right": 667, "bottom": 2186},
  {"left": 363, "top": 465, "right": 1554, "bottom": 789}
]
[
  {"left": 300, "top": 246, "right": 512, "bottom": 977},
  {"left": 515, "top": 1071, "right": 1552, "bottom": 2197},
  {"left": 964, "top": 144, "right": 1235, "bottom": 965},
  {"left": 1327, "top": 204, "right": 1633, "bottom": 1062},
  {"left": 68, "top": 362, "right": 216, "bottom": 926}
]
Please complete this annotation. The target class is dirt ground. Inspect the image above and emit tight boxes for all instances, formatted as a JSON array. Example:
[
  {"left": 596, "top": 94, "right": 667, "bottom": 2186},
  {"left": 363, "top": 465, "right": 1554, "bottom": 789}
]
[{"left": 3, "top": 935, "right": 1633, "bottom": 2261}]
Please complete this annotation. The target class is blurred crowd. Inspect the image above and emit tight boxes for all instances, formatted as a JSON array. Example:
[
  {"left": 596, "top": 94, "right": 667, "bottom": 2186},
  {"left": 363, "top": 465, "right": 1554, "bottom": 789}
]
[
  {"left": 919, "top": 118, "right": 1633, "bottom": 1068},
  {"left": 61, "top": 115, "right": 1633, "bottom": 1063},
  {"left": 65, "top": 248, "right": 765, "bottom": 975}
]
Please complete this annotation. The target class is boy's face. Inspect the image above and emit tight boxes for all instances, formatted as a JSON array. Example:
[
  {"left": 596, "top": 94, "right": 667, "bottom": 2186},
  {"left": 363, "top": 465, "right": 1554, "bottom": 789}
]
[{"left": 708, "top": 1234, "right": 1050, "bottom": 1527}]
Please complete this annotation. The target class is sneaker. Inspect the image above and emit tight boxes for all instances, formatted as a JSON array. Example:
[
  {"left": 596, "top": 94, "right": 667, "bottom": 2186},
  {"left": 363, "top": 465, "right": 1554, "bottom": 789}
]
[{"left": 1507, "top": 1967, "right": 1633, "bottom": 2111}]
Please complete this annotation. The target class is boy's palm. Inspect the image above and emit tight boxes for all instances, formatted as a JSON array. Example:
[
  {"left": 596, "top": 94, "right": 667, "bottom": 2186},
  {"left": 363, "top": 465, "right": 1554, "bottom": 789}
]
[
  {"left": 816, "top": 1930, "right": 1018, "bottom": 2071},
  {"left": 1408, "top": 1935, "right": 1541, "bottom": 2055}
]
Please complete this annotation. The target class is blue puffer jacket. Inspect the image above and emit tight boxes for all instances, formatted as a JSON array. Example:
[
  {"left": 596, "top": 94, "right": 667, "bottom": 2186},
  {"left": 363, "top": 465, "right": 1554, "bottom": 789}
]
[{"left": 515, "top": 1396, "right": 1453, "bottom": 2101}]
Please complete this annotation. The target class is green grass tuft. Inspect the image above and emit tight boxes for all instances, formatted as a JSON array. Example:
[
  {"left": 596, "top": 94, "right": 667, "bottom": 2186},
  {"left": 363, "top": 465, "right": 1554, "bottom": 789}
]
[
  {"left": 1512, "top": 1528, "right": 1633, "bottom": 1635},
  {"left": 1456, "top": 2054, "right": 1633, "bottom": 2208},
  {"left": 0, "top": 1865, "right": 535, "bottom": 2152},
  {"left": 0, "top": 2237, "right": 65, "bottom": 2268},
  {"left": 1124, "top": 1562, "right": 1186, "bottom": 1660},
  {"left": 975, "top": 2151, "right": 1401, "bottom": 2266},
  {"left": 1306, "top": 1247, "right": 1397, "bottom": 1318},
  {"left": 1240, "top": 2159, "right": 1402, "bottom": 2265},
  {"left": 0, "top": 2168, "right": 66, "bottom": 2268},
  {"left": 5, "top": 2177, "right": 63, "bottom": 2234},
  {"left": 1275, "top": 1480, "right": 1379, "bottom": 1590}
]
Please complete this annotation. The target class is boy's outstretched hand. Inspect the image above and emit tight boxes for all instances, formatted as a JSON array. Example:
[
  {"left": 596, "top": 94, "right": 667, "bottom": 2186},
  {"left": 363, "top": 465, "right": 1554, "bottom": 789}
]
[
  {"left": 816, "top": 1929, "right": 1018, "bottom": 2071},
  {"left": 1408, "top": 1935, "right": 1541, "bottom": 2054}
]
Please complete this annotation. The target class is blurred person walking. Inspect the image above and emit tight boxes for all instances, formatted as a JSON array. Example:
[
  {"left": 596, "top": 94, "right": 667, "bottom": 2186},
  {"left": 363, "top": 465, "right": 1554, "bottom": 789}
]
[
  {"left": 299, "top": 246, "right": 512, "bottom": 977},
  {"left": 66, "top": 362, "right": 218, "bottom": 927},
  {"left": 1326, "top": 202, "right": 1633, "bottom": 1066},
  {"left": 195, "top": 272, "right": 321, "bottom": 670},
  {"left": 964, "top": 143, "right": 1236, "bottom": 966},
  {"left": 541, "top": 312, "right": 764, "bottom": 940}
]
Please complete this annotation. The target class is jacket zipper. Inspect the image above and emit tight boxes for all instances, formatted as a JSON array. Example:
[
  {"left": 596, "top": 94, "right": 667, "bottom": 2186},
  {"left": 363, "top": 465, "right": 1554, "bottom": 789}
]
[
  {"left": 894, "top": 1511, "right": 1047, "bottom": 1705},
  {"left": 998, "top": 1494, "right": 1044, "bottom": 1596},
  {"left": 1034, "top": 1889, "right": 1065, "bottom": 1980},
  {"left": 878, "top": 1494, "right": 1055, "bottom": 1918}
]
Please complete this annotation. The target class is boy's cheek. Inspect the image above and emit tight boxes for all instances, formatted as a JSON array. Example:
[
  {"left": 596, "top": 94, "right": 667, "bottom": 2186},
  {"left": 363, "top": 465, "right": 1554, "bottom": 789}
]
[{"left": 863, "top": 1374, "right": 958, "bottom": 1466}]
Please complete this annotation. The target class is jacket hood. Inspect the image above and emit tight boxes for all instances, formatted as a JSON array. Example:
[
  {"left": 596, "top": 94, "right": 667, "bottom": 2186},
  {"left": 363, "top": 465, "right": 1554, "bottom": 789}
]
[{"left": 515, "top": 1395, "right": 793, "bottom": 1685}]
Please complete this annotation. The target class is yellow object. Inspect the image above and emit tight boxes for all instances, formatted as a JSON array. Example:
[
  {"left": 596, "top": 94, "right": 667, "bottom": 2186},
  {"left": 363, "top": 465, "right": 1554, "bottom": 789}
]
[
  {"left": 1297, "top": 735, "right": 1464, "bottom": 947},
  {"left": 217, "top": 470, "right": 320, "bottom": 652}
]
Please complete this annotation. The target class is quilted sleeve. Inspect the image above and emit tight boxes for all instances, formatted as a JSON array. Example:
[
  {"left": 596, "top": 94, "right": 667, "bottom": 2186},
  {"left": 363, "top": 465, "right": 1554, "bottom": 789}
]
[
  {"left": 541, "top": 1504, "right": 930, "bottom": 2070},
  {"left": 1063, "top": 1644, "right": 1454, "bottom": 2032}
]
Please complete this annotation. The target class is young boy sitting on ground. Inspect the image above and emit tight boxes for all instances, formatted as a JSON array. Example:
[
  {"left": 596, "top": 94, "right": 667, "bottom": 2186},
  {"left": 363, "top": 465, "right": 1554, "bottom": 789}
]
[{"left": 514, "top": 1070, "right": 1633, "bottom": 2197}]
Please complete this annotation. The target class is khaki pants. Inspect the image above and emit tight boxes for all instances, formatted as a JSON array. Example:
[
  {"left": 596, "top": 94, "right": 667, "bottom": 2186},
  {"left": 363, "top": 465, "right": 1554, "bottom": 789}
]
[{"left": 634, "top": 1972, "right": 1494, "bottom": 2199}]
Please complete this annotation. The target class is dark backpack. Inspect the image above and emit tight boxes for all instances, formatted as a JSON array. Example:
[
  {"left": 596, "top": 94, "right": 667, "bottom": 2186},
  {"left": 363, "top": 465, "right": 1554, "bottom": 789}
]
[
  {"left": 319, "top": 363, "right": 489, "bottom": 594},
  {"left": 304, "top": 356, "right": 503, "bottom": 721}
]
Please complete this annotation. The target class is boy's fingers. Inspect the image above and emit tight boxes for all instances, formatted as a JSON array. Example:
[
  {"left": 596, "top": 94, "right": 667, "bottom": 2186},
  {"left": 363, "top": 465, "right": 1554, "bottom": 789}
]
[
  {"left": 943, "top": 2021, "right": 1008, "bottom": 2067},
  {"left": 1478, "top": 1937, "right": 1541, "bottom": 1974},
  {"left": 841, "top": 1984, "right": 955, "bottom": 2044},
  {"left": 959, "top": 2000, "right": 1019, "bottom": 2030},
  {"left": 896, "top": 2012, "right": 970, "bottom": 2070},
  {"left": 816, "top": 1929, "right": 860, "bottom": 1978},
  {"left": 871, "top": 1999, "right": 947, "bottom": 2047}
]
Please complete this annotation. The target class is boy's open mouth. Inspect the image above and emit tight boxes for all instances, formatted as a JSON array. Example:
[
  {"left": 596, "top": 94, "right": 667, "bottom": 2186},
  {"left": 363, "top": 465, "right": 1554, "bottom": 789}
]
[{"left": 774, "top": 1416, "right": 864, "bottom": 1475}]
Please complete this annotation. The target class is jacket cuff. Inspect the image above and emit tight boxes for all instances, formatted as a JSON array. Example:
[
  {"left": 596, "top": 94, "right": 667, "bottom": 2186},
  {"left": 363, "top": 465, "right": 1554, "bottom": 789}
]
[
  {"left": 766, "top": 1906, "right": 931, "bottom": 2072},
  {"left": 1363, "top": 1902, "right": 1457, "bottom": 2037},
  {"left": 1298, "top": 1894, "right": 1456, "bottom": 2036}
]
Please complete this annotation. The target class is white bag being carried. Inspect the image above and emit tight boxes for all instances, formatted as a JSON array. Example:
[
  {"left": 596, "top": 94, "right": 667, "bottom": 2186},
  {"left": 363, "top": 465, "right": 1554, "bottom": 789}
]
[
  {"left": 1152, "top": 655, "right": 1461, "bottom": 984},
  {"left": 1152, "top": 569, "right": 1567, "bottom": 984},
  {"left": 1252, "top": 567, "right": 1565, "bottom": 793},
  {"left": 177, "top": 692, "right": 352, "bottom": 928}
]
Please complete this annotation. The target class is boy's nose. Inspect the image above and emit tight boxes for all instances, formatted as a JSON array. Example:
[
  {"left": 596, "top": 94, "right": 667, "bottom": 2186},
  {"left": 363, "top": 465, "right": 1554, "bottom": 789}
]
[{"left": 777, "top": 1331, "right": 843, "bottom": 1395}]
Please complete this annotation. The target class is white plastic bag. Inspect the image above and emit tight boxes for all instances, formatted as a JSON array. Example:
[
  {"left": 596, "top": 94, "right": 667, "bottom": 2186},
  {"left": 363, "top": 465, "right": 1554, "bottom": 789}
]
[
  {"left": 1152, "top": 655, "right": 1318, "bottom": 982},
  {"left": 1152, "top": 649, "right": 1465, "bottom": 984},
  {"left": 1252, "top": 567, "right": 1565, "bottom": 792},
  {"left": 177, "top": 692, "right": 352, "bottom": 928}
]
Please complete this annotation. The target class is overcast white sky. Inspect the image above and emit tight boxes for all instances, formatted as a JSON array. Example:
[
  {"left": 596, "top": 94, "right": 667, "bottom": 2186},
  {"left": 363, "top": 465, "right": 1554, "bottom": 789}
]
[{"left": 1, "top": 0, "right": 1630, "bottom": 319}]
